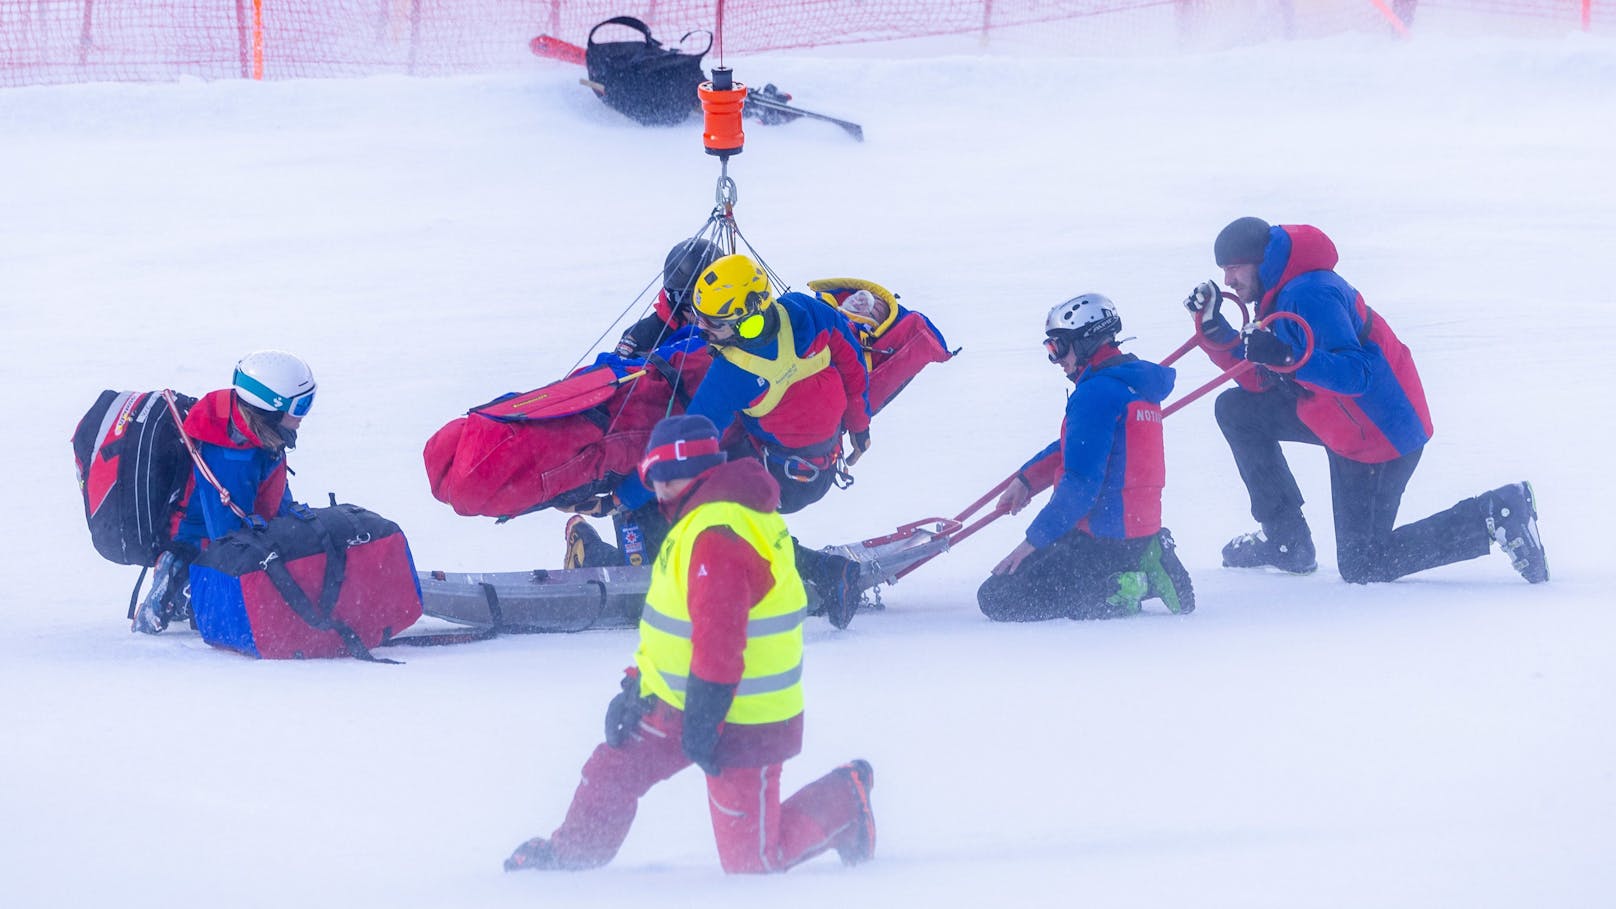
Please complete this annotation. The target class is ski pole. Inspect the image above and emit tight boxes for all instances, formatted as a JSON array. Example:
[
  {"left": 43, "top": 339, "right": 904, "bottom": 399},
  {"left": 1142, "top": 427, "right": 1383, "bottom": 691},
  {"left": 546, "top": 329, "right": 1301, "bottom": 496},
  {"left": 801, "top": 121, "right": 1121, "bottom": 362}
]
[
  {"left": 1160, "top": 312, "right": 1315, "bottom": 418},
  {"left": 1161, "top": 291, "right": 1249, "bottom": 367}
]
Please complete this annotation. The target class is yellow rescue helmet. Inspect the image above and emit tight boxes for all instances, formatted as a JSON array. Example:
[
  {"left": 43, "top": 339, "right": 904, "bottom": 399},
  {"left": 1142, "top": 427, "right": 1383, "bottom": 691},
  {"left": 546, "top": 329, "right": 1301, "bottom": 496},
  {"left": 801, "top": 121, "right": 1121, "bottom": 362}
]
[{"left": 693, "top": 254, "right": 774, "bottom": 323}]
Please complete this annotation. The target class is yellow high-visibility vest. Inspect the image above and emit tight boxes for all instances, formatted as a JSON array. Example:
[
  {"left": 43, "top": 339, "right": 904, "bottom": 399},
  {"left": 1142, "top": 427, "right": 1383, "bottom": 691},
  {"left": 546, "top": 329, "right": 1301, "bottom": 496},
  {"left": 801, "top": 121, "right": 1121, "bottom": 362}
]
[
  {"left": 636, "top": 501, "right": 807, "bottom": 725},
  {"left": 716, "top": 309, "right": 833, "bottom": 419}
]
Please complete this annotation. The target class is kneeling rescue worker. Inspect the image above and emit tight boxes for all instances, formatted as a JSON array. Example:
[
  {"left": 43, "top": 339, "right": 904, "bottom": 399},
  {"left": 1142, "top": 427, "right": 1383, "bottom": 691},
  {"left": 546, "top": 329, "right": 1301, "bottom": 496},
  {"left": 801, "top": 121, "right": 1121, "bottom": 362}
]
[{"left": 506, "top": 415, "right": 876, "bottom": 873}]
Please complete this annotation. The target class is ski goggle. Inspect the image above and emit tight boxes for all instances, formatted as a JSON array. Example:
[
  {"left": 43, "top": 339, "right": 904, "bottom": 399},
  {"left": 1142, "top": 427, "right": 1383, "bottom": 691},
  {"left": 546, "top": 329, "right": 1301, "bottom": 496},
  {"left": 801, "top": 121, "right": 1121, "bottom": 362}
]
[
  {"left": 1044, "top": 333, "right": 1076, "bottom": 363},
  {"left": 233, "top": 369, "right": 317, "bottom": 417}
]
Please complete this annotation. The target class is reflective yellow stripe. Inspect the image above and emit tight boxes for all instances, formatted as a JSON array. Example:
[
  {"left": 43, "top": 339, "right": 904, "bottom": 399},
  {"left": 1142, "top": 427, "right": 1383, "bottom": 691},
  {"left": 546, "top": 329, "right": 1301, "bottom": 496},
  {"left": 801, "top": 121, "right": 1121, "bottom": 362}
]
[
  {"left": 636, "top": 501, "right": 807, "bottom": 725},
  {"left": 638, "top": 606, "right": 806, "bottom": 639},
  {"left": 716, "top": 312, "right": 833, "bottom": 418},
  {"left": 658, "top": 661, "right": 803, "bottom": 696}
]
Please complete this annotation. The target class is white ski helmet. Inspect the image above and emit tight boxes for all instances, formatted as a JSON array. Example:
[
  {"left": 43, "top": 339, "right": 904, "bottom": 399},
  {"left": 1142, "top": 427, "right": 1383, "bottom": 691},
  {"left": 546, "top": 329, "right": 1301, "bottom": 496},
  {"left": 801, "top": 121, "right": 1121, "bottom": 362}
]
[
  {"left": 1044, "top": 293, "right": 1122, "bottom": 362},
  {"left": 1045, "top": 293, "right": 1121, "bottom": 339},
  {"left": 233, "top": 350, "right": 316, "bottom": 417}
]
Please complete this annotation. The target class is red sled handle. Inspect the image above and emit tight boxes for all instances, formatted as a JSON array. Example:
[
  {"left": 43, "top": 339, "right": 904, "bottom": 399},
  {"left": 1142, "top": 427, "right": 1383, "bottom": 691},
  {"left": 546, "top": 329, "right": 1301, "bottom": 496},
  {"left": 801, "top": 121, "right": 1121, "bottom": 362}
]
[
  {"left": 1161, "top": 290, "right": 1249, "bottom": 367},
  {"left": 1161, "top": 311, "right": 1315, "bottom": 418},
  {"left": 530, "top": 35, "right": 586, "bottom": 65},
  {"left": 859, "top": 517, "right": 964, "bottom": 548}
]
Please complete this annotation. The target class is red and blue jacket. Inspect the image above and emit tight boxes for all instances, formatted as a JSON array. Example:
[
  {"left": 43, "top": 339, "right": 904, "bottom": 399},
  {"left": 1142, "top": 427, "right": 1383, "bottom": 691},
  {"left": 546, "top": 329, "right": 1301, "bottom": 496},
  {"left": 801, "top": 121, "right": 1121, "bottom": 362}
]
[
  {"left": 172, "top": 389, "right": 294, "bottom": 544},
  {"left": 1019, "top": 348, "right": 1175, "bottom": 548},
  {"left": 689, "top": 291, "right": 871, "bottom": 448},
  {"left": 616, "top": 293, "right": 868, "bottom": 511},
  {"left": 1202, "top": 224, "right": 1433, "bottom": 464}
]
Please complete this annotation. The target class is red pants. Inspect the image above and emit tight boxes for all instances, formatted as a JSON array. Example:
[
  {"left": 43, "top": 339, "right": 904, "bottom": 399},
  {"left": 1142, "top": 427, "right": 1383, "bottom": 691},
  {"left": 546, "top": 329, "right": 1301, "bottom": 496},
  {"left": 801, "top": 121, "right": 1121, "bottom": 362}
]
[{"left": 547, "top": 706, "right": 862, "bottom": 873}]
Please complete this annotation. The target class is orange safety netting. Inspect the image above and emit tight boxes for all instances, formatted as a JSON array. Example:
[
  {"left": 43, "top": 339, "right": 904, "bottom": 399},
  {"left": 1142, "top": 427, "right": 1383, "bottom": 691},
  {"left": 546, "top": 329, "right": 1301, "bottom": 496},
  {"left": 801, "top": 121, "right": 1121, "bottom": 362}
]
[{"left": 2, "top": 0, "right": 1608, "bottom": 88}]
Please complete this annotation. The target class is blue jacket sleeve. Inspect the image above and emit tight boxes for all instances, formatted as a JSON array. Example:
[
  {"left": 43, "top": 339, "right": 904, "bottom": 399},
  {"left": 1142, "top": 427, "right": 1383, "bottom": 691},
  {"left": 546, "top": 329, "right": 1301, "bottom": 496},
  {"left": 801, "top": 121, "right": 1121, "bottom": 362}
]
[
  {"left": 1019, "top": 439, "right": 1060, "bottom": 476},
  {"left": 616, "top": 474, "right": 653, "bottom": 511},
  {"left": 1023, "top": 380, "right": 1128, "bottom": 549},
  {"left": 1275, "top": 276, "right": 1375, "bottom": 396}
]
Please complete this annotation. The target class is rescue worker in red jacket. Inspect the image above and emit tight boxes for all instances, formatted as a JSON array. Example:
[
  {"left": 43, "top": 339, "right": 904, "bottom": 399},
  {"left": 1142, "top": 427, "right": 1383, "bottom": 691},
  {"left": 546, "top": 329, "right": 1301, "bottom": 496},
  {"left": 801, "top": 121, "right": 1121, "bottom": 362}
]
[
  {"left": 979, "top": 294, "right": 1194, "bottom": 621},
  {"left": 599, "top": 253, "right": 871, "bottom": 627},
  {"left": 506, "top": 415, "right": 876, "bottom": 874},
  {"left": 1187, "top": 217, "right": 1547, "bottom": 583}
]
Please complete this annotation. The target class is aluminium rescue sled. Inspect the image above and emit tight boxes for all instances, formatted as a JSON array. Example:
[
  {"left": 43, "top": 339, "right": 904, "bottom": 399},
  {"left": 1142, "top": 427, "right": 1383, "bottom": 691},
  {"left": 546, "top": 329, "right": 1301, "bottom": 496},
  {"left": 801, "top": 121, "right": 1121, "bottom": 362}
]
[
  {"left": 417, "top": 280, "right": 956, "bottom": 632},
  {"left": 417, "top": 518, "right": 959, "bottom": 632}
]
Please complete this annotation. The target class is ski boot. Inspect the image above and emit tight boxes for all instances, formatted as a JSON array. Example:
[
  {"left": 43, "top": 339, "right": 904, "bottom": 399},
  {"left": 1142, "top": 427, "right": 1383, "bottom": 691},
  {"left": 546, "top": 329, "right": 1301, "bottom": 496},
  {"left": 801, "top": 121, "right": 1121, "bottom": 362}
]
[
  {"left": 834, "top": 759, "right": 876, "bottom": 865},
  {"left": 1222, "top": 513, "right": 1316, "bottom": 575},
  {"left": 1142, "top": 528, "right": 1196, "bottom": 614},
  {"left": 821, "top": 556, "right": 863, "bottom": 630},
  {"left": 563, "top": 516, "right": 620, "bottom": 570},
  {"left": 1484, "top": 482, "right": 1548, "bottom": 583},
  {"left": 503, "top": 837, "right": 560, "bottom": 872},
  {"left": 796, "top": 543, "right": 863, "bottom": 629},
  {"left": 131, "top": 551, "right": 189, "bottom": 634},
  {"left": 1101, "top": 571, "right": 1148, "bottom": 618}
]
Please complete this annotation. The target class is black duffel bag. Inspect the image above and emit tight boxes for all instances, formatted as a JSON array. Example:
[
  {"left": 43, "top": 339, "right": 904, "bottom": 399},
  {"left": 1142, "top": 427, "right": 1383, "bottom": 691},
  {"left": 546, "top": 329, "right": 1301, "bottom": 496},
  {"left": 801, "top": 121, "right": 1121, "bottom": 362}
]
[{"left": 585, "top": 16, "right": 711, "bottom": 126}]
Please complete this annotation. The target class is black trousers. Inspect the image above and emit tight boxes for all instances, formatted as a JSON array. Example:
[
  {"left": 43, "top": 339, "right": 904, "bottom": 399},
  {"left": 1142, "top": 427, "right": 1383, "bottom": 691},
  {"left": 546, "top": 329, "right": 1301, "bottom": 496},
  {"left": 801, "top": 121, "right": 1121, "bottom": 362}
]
[
  {"left": 977, "top": 530, "right": 1148, "bottom": 621},
  {"left": 1214, "top": 387, "right": 1491, "bottom": 583}
]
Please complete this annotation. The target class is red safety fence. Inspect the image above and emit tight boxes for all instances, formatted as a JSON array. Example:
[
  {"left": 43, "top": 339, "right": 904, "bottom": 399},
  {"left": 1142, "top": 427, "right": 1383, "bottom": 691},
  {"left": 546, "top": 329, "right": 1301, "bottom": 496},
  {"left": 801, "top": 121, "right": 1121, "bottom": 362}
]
[{"left": 2, "top": 0, "right": 1607, "bottom": 89}]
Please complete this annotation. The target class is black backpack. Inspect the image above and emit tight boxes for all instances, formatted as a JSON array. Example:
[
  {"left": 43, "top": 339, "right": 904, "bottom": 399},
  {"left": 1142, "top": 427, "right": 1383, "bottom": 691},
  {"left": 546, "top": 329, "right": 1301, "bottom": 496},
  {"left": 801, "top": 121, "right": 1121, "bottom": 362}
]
[
  {"left": 585, "top": 16, "right": 711, "bottom": 126},
  {"left": 72, "top": 389, "right": 198, "bottom": 566}
]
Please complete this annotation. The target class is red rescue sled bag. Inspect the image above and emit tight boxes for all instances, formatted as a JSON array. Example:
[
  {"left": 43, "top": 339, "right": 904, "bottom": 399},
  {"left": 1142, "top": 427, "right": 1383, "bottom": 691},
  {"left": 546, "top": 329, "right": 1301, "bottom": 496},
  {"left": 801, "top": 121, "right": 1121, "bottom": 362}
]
[
  {"left": 424, "top": 345, "right": 712, "bottom": 518},
  {"left": 189, "top": 504, "right": 423, "bottom": 660}
]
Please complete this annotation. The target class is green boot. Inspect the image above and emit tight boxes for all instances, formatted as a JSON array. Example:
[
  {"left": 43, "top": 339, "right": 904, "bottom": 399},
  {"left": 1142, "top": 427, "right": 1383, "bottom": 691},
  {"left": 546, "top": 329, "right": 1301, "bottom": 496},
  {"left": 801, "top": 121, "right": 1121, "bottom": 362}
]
[
  {"left": 1104, "top": 571, "right": 1148, "bottom": 616},
  {"left": 1140, "top": 529, "right": 1195, "bottom": 615}
]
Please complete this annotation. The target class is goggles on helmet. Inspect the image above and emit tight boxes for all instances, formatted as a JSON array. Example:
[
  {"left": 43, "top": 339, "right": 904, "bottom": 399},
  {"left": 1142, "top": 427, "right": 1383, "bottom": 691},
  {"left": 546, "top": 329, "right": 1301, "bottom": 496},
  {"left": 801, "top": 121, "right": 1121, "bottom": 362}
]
[
  {"left": 234, "top": 368, "right": 317, "bottom": 417},
  {"left": 1044, "top": 333, "right": 1076, "bottom": 363}
]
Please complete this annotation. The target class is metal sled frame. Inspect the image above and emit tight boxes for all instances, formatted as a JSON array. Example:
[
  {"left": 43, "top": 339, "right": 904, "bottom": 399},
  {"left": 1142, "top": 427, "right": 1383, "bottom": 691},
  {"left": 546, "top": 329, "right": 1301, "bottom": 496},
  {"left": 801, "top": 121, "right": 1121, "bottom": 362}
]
[{"left": 418, "top": 519, "right": 959, "bottom": 633}]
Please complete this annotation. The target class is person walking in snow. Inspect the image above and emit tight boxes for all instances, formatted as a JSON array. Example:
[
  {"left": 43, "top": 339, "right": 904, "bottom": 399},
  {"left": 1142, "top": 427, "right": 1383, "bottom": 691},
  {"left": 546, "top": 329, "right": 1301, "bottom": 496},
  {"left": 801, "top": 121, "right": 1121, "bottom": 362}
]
[
  {"left": 1183, "top": 216, "right": 1547, "bottom": 583},
  {"left": 505, "top": 415, "right": 876, "bottom": 874},
  {"left": 978, "top": 294, "right": 1195, "bottom": 621},
  {"left": 132, "top": 350, "right": 317, "bottom": 633}
]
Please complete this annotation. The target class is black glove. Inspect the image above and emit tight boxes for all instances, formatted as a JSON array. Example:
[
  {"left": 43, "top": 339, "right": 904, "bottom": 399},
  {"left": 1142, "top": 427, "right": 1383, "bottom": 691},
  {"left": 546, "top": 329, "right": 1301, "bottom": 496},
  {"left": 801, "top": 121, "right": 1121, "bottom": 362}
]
[
  {"left": 564, "top": 493, "right": 619, "bottom": 518},
  {"left": 681, "top": 675, "right": 736, "bottom": 776},
  {"left": 1182, "top": 280, "right": 1224, "bottom": 324},
  {"left": 846, "top": 428, "right": 872, "bottom": 465},
  {"left": 604, "top": 668, "right": 652, "bottom": 748},
  {"left": 1242, "top": 325, "right": 1296, "bottom": 367}
]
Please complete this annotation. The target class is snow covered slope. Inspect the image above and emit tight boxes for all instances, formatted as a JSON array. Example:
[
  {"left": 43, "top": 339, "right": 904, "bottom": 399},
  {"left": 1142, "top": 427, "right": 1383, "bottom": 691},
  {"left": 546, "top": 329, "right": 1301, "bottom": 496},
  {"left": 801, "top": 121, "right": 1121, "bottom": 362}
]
[{"left": 3, "top": 31, "right": 1613, "bottom": 909}]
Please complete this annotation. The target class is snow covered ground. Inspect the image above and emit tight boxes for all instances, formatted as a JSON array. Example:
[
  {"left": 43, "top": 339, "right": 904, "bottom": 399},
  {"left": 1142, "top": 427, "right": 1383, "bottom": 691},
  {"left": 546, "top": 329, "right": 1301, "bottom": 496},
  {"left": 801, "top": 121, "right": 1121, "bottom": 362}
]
[{"left": 4, "top": 26, "right": 1614, "bottom": 909}]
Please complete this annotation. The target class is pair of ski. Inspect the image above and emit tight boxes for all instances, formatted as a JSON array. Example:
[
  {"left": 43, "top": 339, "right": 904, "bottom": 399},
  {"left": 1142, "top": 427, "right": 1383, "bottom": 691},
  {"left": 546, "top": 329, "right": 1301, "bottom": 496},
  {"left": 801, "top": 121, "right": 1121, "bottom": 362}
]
[{"left": 529, "top": 34, "right": 864, "bottom": 142}]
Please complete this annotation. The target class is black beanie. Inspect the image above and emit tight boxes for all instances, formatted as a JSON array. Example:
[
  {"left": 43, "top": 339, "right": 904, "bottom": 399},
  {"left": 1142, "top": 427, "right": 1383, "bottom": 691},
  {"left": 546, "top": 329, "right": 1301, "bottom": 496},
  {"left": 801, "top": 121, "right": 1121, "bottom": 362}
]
[
  {"left": 640, "top": 414, "right": 726, "bottom": 483},
  {"left": 1214, "top": 217, "right": 1272, "bottom": 267}
]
